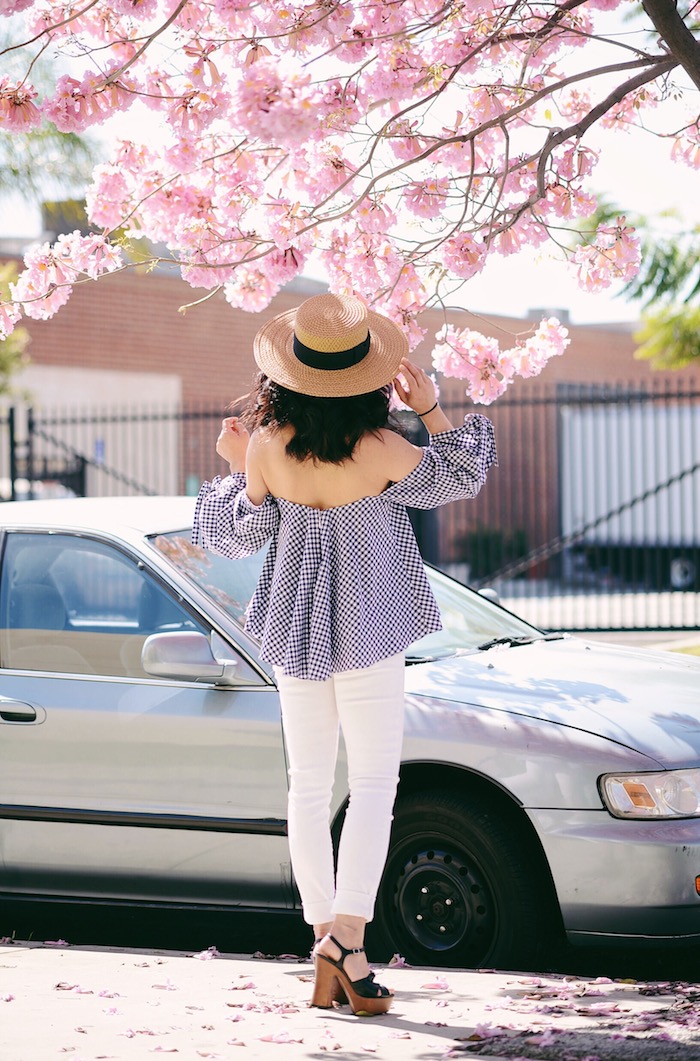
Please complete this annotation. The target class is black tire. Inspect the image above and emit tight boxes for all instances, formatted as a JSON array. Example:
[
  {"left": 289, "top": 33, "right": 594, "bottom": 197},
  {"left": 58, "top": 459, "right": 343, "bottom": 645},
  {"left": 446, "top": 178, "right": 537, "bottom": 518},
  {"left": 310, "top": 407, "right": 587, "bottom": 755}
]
[{"left": 370, "top": 788, "right": 554, "bottom": 970}]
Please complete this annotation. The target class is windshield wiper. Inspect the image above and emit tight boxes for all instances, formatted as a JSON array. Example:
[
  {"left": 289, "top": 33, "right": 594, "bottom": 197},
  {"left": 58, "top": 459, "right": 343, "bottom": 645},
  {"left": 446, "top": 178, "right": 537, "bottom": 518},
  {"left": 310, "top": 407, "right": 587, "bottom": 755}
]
[{"left": 477, "top": 632, "right": 566, "bottom": 652}]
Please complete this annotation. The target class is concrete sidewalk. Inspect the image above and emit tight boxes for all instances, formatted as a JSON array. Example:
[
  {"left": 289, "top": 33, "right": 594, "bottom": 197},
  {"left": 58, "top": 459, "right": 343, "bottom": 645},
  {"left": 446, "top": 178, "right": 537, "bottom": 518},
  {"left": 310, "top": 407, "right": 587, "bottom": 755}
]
[{"left": 1, "top": 941, "right": 698, "bottom": 1061}]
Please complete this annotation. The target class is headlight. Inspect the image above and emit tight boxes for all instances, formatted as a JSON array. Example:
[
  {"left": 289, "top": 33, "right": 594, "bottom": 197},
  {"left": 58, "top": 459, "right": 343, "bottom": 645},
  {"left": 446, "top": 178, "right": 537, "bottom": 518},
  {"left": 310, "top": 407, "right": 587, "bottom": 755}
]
[{"left": 600, "top": 768, "right": 700, "bottom": 819}]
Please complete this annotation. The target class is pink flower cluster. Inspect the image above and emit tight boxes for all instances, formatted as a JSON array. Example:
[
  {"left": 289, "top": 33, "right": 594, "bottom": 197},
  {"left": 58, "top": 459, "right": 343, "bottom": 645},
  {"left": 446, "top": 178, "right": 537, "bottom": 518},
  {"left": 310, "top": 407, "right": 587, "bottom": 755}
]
[
  {"left": 0, "top": 78, "right": 41, "bottom": 131},
  {"left": 573, "top": 216, "right": 641, "bottom": 292},
  {"left": 432, "top": 318, "right": 569, "bottom": 404},
  {"left": 44, "top": 67, "right": 137, "bottom": 132},
  {"left": 0, "top": 0, "right": 680, "bottom": 386},
  {"left": 10, "top": 234, "right": 122, "bottom": 320},
  {"left": 232, "top": 58, "right": 321, "bottom": 147},
  {"left": 672, "top": 126, "right": 700, "bottom": 169},
  {"left": 441, "top": 233, "right": 487, "bottom": 280}
]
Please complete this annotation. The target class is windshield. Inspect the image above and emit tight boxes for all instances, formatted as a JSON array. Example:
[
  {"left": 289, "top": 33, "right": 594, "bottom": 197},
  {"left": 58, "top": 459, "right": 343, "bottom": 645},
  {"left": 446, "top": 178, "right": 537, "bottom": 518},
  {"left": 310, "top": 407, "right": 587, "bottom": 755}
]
[{"left": 152, "top": 533, "right": 542, "bottom": 655}]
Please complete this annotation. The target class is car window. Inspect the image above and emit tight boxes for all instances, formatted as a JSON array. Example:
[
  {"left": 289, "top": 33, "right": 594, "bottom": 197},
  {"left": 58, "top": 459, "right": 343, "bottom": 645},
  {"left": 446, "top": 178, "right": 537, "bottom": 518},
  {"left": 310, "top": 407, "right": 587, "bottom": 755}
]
[
  {"left": 152, "top": 534, "right": 268, "bottom": 628},
  {"left": 153, "top": 533, "right": 540, "bottom": 655},
  {"left": 0, "top": 532, "right": 208, "bottom": 678}
]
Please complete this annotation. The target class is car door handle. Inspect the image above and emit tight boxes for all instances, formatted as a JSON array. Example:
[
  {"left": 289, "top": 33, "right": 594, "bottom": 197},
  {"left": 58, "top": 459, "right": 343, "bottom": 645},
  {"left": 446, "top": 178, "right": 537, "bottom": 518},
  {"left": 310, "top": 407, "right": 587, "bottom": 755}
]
[{"left": 0, "top": 700, "right": 41, "bottom": 723}]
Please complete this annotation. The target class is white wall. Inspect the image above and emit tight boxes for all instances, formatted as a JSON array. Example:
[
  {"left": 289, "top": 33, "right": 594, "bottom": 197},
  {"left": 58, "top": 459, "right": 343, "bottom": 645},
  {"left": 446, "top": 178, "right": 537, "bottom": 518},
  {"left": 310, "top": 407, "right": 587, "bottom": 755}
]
[{"left": 4, "top": 366, "right": 182, "bottom": 497}]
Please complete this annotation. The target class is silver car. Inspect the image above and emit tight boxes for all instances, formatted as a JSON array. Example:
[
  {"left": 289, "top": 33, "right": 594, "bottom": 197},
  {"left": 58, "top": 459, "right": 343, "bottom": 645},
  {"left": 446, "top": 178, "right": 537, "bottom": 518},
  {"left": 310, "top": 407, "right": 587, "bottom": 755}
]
[{"left": 1, "top": 496, "right": 699, "bottom": 968}]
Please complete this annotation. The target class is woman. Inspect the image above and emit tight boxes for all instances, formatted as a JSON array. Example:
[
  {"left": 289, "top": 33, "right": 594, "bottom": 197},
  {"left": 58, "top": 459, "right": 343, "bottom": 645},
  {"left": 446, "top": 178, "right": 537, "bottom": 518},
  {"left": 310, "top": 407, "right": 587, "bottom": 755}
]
[{"left": 193, "top": 293, "right": 496, "bottom": 1015}]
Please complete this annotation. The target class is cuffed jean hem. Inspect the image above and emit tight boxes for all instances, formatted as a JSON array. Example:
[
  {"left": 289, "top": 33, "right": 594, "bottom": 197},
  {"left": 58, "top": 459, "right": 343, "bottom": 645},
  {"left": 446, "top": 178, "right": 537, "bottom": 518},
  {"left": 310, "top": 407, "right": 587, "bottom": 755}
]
[
  {"left": 332, "top": 889, "right": 378, "bottom": 923},
  {"left": 302, "top": 900, "right": 335, "bottom": 926}
]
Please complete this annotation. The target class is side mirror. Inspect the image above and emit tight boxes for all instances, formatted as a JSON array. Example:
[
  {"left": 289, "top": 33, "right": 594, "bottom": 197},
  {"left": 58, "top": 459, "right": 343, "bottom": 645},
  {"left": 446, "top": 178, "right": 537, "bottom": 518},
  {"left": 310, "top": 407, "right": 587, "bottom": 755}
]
[
  {"left": 478, "top": 587, "right": 500, "bottom": 605},
  {"left": 141, "top": 631, "right": 243, "bottom": 685}
]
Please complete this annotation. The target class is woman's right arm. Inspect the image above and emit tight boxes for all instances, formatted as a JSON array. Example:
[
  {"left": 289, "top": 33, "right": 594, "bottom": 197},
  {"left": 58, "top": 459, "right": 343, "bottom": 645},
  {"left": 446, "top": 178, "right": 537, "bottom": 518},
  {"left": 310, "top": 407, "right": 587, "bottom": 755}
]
[
  {"left": 385, "top": 356, "right": 497, "bottom": 508},
  {"left": 192, "top": 422, "right": 279, "bottom": 558},
  {"left": 394, "top": 357, "right": 453, "bottom": 434}
]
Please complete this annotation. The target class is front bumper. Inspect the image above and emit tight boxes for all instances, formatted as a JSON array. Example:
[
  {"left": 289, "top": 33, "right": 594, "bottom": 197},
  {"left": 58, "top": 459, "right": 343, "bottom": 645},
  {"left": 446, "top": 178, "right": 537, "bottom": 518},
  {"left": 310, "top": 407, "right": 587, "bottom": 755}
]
[{"left": 528, "top": 808, "right": 700, "bottom": 944}]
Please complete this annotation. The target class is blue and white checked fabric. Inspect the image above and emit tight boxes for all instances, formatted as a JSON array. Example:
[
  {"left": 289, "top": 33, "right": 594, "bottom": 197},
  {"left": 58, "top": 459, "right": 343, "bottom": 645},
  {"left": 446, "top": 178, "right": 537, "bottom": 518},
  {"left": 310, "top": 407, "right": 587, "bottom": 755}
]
[{"left": 193, "top": 413, "right": 496, "bottom": 680}]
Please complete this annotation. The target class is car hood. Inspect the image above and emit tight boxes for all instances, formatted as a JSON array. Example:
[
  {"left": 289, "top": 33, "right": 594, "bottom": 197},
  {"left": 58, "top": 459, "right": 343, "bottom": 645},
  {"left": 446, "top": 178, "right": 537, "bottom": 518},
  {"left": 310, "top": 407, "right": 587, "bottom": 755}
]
[{"left": 406, "top": 636, "right": 700, "bottom": 768}]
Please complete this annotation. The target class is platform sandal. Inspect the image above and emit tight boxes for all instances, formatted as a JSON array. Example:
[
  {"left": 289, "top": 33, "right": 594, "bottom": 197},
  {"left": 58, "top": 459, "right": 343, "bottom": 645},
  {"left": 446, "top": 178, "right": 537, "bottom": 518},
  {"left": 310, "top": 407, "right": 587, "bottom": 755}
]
[{"left": 311, "top": 935, "right": 393, "bottom": 1015}]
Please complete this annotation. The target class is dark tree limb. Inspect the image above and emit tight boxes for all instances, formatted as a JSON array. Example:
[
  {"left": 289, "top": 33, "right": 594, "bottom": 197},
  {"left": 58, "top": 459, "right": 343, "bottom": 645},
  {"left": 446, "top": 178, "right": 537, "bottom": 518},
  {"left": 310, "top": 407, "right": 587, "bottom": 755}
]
[{"left": 642, "top": 0, "right": 700, "bottom": 90}]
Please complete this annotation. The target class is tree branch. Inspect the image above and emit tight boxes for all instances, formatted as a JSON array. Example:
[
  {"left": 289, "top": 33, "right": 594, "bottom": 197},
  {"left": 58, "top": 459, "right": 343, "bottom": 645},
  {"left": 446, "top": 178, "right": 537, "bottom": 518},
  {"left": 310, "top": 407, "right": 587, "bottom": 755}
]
[{"left": 642, "top": 0, "right": 700, "bottom": 90}]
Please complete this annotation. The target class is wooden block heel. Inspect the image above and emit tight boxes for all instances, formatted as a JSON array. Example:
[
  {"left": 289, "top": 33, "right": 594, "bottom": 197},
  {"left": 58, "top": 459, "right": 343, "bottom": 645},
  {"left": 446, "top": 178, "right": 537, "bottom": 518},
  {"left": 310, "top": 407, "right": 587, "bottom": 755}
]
[
  {"left": 310, "top": 956, "right": 345, "bottom": 1008},
  {"left": 310, "top": 942, "right": 348, "bottom": 1006},
  {"left": 311, "top": 935, "right": 393, "bottom": 1016}
]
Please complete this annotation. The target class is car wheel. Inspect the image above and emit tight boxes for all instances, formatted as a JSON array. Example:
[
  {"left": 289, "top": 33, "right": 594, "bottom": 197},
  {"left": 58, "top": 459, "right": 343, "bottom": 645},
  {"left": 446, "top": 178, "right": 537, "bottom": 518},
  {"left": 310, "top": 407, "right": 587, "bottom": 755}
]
[{"left": 371, "top": 789, "right": 553, "bottom": 970}]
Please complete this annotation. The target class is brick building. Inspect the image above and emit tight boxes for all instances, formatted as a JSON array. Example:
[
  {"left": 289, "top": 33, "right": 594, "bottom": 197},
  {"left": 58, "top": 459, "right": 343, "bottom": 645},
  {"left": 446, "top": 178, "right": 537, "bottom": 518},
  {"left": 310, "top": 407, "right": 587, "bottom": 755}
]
[{"left": 5, "top": 258, "right": 686, "bottom": 411}]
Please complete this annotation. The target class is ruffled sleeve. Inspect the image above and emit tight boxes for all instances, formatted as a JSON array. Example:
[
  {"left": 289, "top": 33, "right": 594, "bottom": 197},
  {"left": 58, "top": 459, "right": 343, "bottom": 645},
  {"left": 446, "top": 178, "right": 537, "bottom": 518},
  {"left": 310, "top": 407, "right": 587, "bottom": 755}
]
[
  {"left": 192, "top": 472, "right": 280, "bottom": 558},
  {"left": 384, "top": 413, "right": 497, "bottom": 510}
]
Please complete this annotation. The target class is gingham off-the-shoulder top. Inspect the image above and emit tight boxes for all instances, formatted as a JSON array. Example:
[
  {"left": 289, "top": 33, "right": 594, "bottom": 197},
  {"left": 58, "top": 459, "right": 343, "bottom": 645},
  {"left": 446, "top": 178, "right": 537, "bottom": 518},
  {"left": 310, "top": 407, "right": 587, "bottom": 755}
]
[{"left": 192, "top": 414, "right": 496, "bottom": 681}]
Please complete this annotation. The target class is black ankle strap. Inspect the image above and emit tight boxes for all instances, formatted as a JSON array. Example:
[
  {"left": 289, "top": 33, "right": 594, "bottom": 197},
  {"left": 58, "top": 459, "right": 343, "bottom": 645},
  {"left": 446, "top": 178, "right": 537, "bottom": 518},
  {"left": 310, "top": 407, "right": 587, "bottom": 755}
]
[{"left": 328, "top": 934, "right": 365, "bottom": 957}]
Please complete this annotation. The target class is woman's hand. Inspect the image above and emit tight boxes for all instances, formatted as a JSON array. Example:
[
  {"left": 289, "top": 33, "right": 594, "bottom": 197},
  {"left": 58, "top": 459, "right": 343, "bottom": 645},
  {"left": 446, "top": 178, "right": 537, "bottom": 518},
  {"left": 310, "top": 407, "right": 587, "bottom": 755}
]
[
  {"left": 394, "top": 357, "right": 436, "bottom": 414},
  {"left": 394, "top": 357, "right": 454, "bottom": 433},
  {"left": 216, "top": 416, "right": 250, "bottom": 473}
]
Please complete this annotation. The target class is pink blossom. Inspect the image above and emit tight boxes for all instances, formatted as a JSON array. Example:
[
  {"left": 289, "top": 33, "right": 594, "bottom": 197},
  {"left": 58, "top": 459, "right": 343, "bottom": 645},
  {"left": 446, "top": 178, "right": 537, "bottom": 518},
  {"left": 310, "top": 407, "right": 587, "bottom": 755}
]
[
  {"left": 541, "top": 183, "right": 597, "bottom": 221},
  {"left": 432, "top": 326, "right": 513, "bottom": 404},
  {"left": 469, "top": 85, "right": 506, "bottom": 123},
  {"left": 0, "top": 78, "right": 41, "bottom": 131},
  {"left": 574, "top": 216, "right": 640, "bottom": 291},
  {"left": 85, "top": 162, "right": 135, "bottom": 229},
  {"left": 601, "top": 84, "right": 661, "bottom": 130},
  {"left": 110, "top": 0, "right": 160, "bottom": 15},
  {"left": 318, "top": 78, "right": 362, "bottom": 134},
  {"left": 191, "top": 945, "right": 221, "bottom": 960},
  {"left": 559, "top": 89, "right": 593, "bottom": 123},
  {"left": 288, "top": 144, "right": 357, "bottom": 199},
  {"left": 505, "top": 317, "right": 570, "bottom": 378},
  {"left": 554, "top": 144, "right": 598, "bottom": 181},
  {"left": 433, "top": 316, "right": 568, "bottom": 403},
  {"left": 0, "top": 300, "right": 21, "bottom": 340},
  {"left": 232, "top": 57, "right": 320, "bottom": 145},
  {"left": 167, "top": 87, "right": 228, "bottom": 136},
  {"left": 259, "top": 1032, "right": 304, "bottom": 1044},
  {"left": 671, "top": 127, "right": 700, "bottom": 169},
  {"left": 0, "top": 0, "right": 683, "bottom": 365},
  {"left": 355, "top": 197, "right": 397, "bottom": 235},
  {"left": 386, "top": 118, "right": 432, "bottom": 161},
  {"left": 53, "top": 232, "right": 123, "bottom": 279},
  {"left": 224, "top": 268, "right": 280, "bottom": 312},
  {"left": 441, "top": 232, "right": 486, "bottom": 280},
  {"left": 403, "top": 178, "right": 450, "bottom": 219},
  {"left": 11, "top": 252, "right": 73, "bottom": 320},
  {"left": 43, "top": 71, "right": 134, "bottom": 132}
]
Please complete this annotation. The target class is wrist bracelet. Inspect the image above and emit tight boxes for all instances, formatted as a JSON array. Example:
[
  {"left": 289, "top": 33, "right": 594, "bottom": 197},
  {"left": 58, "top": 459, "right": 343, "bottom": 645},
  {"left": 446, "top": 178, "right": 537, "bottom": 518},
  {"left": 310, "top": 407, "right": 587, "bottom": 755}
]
[{"left": 417, "top": 401, "right": 438, "bottom": 417}]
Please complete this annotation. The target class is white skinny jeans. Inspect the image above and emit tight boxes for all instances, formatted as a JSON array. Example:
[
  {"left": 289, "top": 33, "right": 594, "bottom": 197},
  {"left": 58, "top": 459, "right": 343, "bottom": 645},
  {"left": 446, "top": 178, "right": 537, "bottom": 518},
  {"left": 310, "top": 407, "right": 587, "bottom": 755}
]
[{"left": 275, "top": 653, "right": 405, "bottom": 925}]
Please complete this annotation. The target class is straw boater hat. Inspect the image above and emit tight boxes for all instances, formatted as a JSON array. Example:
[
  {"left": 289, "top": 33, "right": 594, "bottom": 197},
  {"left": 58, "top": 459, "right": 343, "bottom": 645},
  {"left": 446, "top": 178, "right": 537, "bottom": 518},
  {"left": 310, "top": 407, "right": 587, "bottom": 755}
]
[{"left": 253, "top": 293, "right": 408, "bottom": 397}]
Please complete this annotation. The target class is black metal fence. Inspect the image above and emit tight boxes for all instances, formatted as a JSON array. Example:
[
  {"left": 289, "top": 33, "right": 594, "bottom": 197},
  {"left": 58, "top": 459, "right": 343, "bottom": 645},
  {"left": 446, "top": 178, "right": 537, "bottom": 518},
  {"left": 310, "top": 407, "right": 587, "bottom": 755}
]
[
  {"left": 434, "top": 379, "right": 700, "bottom": 632},
  {"left": 1, "top": 377, "right": 698, "bottom": 633}
]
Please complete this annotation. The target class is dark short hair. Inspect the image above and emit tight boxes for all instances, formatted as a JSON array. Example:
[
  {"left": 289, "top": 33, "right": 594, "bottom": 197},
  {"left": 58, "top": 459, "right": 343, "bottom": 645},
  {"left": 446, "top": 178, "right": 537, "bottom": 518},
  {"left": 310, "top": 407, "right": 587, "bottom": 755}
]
[{"left": 242, "top": 373, "right": 401, "bottom": 463}]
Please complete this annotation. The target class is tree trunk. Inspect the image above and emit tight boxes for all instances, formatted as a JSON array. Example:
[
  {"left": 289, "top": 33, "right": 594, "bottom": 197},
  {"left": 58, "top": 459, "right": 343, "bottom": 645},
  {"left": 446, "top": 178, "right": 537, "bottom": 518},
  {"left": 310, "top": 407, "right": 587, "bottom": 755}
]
[{"left": 642, "top": 0, "right": 700, "bottom": 91}]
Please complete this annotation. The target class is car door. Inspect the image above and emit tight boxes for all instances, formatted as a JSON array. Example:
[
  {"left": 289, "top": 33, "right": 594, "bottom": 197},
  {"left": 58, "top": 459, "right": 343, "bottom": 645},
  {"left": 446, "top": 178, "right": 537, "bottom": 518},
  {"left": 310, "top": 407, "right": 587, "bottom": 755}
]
[{"left": 0, "top": 530, "right": 294, "bottom": 910}]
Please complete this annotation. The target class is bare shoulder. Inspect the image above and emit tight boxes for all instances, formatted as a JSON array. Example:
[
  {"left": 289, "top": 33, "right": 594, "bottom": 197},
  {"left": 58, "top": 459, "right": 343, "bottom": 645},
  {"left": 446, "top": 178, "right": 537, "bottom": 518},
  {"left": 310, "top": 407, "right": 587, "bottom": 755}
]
[
  {"left": 364, "top": 429, "right": 423, "bottom": 482},
  {"left": 249, "top": 424, "right": 286, "bottom": 455}
]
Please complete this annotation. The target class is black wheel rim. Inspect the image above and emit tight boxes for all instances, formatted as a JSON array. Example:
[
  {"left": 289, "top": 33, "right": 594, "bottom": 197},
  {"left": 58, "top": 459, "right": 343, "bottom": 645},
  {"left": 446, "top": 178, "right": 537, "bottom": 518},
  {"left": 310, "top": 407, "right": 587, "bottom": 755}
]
[{"left": 386, "top": 841, "right": 496, "bottom": 963}]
